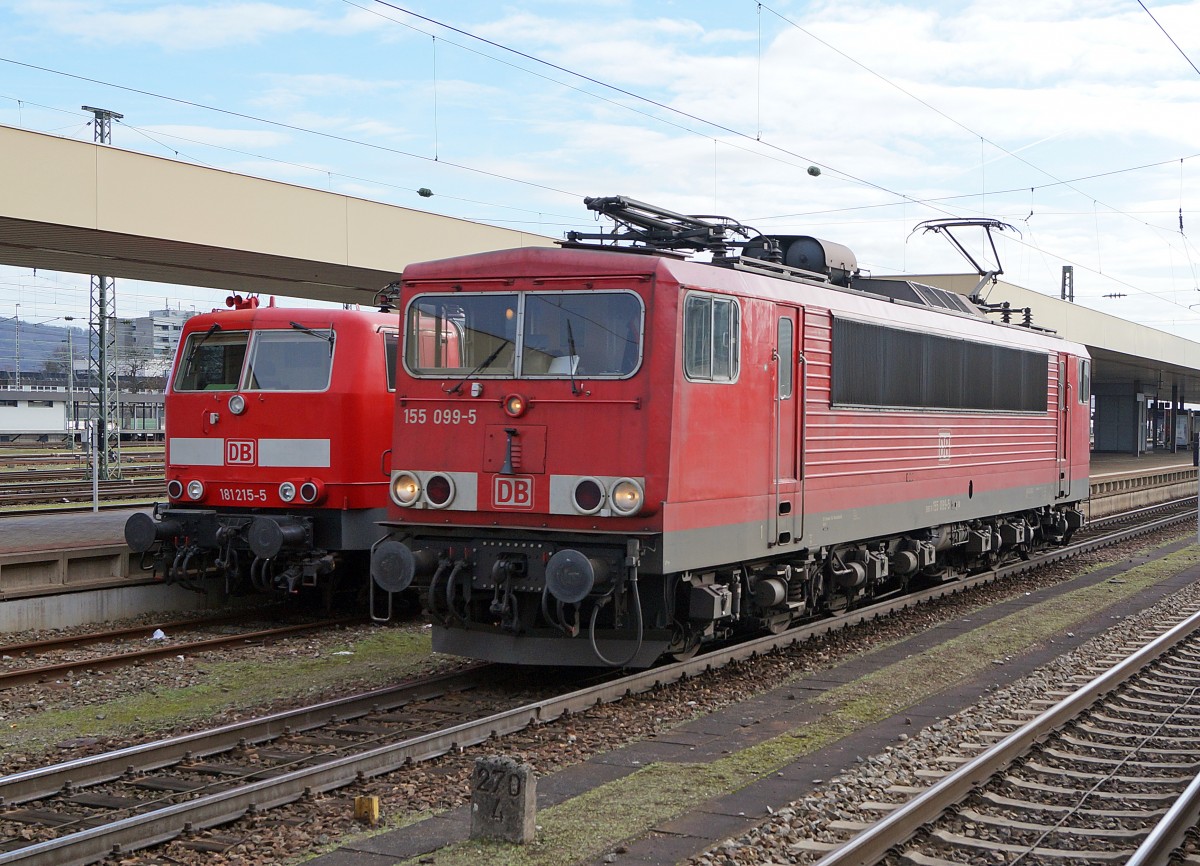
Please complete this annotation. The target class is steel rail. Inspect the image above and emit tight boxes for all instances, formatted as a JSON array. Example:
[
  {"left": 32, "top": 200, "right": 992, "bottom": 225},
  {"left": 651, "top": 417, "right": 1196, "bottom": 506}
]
[
  {"left": 0, "top": 509, "right": 1190, "bottom": 866},
  {"left": 0, "top": 617, "right": 362, "bottom": 690},
  {"left": 1126, "top": 770, "right": 1200, "bottom": 866},
  {"left": 0, "top": 467, "right": 162, "bottom": 483},
  {"left": 810, "top": 607, "right": 1200, "bottom": 866},
  {"left": 0, "top": 608, "right": 288, "bottom": 656},
  {"left": 1, "top": 483, "right": 162, "bottom": 500},
  {"left": 0, "top": 501, "right": 153, "bottom": 516},
  {"left": 0, "top": 664, "right": 494, "bottom": 804}
]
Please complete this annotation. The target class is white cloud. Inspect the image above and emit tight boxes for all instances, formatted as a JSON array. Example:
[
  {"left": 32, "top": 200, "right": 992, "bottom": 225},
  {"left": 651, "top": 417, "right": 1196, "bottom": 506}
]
[{"left": 8, "top": 0, "right": 383, "bottom": 50}]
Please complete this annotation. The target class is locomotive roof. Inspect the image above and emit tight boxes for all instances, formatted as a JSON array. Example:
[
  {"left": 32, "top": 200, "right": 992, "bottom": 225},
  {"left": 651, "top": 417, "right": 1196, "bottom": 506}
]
[
  {"left": 401, "top": 245, "right": 1087, "bottom": 356},
  {"left": 401, "top": 245, "right": 664, "bottom": 282},
  {"left": 183, "top": 304, "right": 399, "bottom": 329}
]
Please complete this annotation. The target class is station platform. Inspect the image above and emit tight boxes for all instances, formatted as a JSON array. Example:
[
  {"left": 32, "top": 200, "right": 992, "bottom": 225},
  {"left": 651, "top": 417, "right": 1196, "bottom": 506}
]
[
  {"left": 0, "top": 507, "right": 145, "bottom": 554},
  {"left": 1090, "top": 449, "right": 1195, "bottom": 477},
  {"left": 1088, "top": 450, "right": 1196, "bottom": 519},
  {"left": 0, "top": 506, "right": 205, "bottom": 631},
  {"left": 0, "top": 507, "right": 149, "bottom": 596}
]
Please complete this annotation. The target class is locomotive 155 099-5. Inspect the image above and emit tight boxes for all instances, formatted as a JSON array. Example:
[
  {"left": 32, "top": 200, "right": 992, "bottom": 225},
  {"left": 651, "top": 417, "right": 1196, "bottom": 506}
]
[{"left": 369, "top": 196, "right": 1089, "bottom": 667}]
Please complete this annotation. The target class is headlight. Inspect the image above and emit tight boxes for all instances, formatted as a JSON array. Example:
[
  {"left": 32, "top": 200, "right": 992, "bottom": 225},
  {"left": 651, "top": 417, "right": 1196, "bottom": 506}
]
[
  {"left": 186, "top": 480, "right": 206, "bottom": 502},
  {"left": 278, "top": 482, "right": 296, "bottom": 502},
  {"left": 609, "top": 478, "right": 643, "bottom": 516},
  {"left": 166, "top": 479, "right": 183, "bottom": 499},
  {"left": 299, "top": 480, "right": 323, "bottom": 504},
  {"left": 424, "top": 473, "right": 455, "bottom": 508},
  {"left": 503, "top": 393, "right": 528, "bottom": 418},
  {"left": 572, "top": 478, "right": 604, "bottom": 515},
  {"left": 391, "top": 471, "right": 421, "bottom": 507},
  {"left": 228, "top": 394, "right": 246, "bottom": 415}
]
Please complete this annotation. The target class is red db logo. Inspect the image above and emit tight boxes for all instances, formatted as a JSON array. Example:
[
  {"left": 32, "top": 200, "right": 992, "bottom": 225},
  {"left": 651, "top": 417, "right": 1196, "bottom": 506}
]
[
  {"left": 493, "top": 476, "right": 534, "bottom": 509},
  {"left": 226, "top": 439, "right": 256, "bottom": 465}
]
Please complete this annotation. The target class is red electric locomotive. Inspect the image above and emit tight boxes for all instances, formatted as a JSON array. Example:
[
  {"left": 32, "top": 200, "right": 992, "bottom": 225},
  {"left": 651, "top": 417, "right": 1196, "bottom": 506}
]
[
  {"left": 370, "top": 197, "right": 1090, "bottom": 666},
  {"left": 126, "top": 295, "right": 400, "bottom": 599}
]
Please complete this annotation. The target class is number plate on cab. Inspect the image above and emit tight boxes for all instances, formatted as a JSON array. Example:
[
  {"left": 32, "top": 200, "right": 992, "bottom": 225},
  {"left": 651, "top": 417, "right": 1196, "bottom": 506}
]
[{"left": 214, "top": 485, "right": 270, "bottom": 504}]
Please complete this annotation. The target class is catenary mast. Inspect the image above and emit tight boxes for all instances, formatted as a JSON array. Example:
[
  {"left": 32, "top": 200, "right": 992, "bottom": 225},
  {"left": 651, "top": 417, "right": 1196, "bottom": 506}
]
[{"left": 82, "top": 105, "right": 123, "bottom": 479}]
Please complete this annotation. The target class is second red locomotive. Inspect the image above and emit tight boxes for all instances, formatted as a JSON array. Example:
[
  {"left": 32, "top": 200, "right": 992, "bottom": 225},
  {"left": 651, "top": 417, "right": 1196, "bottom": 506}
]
[
  {"left": 126, "top": 296, "right": 400, "bottom": 600},
  {"left": 371, "top": 197, "right": 1090, "bottom": 666}
]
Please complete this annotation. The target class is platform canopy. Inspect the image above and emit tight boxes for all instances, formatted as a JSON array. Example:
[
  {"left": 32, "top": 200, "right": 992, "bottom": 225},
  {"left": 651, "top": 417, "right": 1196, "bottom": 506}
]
[
  {"left": 0, "top": 124, "right": 554, "bottom": 305},
  {"left": 910, "top": 274, "right": 1200, "bottom": 401},
  {"left": 5, "top": 121, "right": 1200, "bottom": 406}
]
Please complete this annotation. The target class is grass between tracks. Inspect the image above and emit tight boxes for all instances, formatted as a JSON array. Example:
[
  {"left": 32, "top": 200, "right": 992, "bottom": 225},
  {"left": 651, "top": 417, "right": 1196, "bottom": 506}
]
[
  {"left": 380, "top": 534, "right": 1200, "bottom": 866},
  {"left": 0, "top": 626, "right": 453, "bottom": 757}
]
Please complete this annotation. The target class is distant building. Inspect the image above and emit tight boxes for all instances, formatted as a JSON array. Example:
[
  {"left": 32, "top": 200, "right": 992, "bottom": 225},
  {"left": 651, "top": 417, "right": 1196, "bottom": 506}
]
[
  {"left": 0, "top": 388, "right": 69, "bottom": 436},
  {"left": 0, "top": 310, "right": 190, "bottom": 440},
  {"left": 125, "top": 308, "right": 194, "bottom": 359}
]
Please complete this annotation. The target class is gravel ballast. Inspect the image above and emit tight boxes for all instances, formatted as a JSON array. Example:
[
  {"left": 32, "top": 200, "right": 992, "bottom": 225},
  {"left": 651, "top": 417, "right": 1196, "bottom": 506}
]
[{"left": 0, "top": 525, "right": 1194, "bottom": 865}]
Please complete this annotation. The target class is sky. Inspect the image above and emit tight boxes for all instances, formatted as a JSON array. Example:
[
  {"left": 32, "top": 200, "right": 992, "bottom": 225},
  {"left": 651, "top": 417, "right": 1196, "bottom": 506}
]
[{"left": 2, "top": 0, "right": 1200, "bottom": 360}]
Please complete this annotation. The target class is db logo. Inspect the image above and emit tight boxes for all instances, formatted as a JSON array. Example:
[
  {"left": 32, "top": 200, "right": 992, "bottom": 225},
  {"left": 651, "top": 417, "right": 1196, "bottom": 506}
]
[
  {"left": 226, "top": 439, "right": 256, "bottom": 465},
  {"left": 493, "top": 475, "right": 534, "bottom": 509}
]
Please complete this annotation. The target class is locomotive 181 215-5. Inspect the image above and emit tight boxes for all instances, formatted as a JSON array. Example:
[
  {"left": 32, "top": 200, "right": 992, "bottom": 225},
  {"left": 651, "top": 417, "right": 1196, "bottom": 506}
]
[
  {"left": 368, "top": 195, "right": 1089, "bottom": 667},
  {"left": 126, "top": 295, "right": 401, "bottom": 601}
]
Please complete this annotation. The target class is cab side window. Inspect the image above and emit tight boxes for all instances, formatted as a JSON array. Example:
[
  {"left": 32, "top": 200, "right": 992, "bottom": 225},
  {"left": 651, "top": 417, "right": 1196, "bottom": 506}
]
[
  {"left": 684, "top": 293, "right": 739, "bottom": 382},
  {"left": 385, "top": 332, "right": 399, "bottom": 391}
]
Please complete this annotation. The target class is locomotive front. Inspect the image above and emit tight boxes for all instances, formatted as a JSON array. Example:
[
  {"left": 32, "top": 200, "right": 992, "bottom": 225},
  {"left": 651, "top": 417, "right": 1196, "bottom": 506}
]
[
  {"left": 126, "top": 300, "right": 399, "bottom": 597},
  {"left": 371, "top": 249, "right": 675, "bottom": 666}
]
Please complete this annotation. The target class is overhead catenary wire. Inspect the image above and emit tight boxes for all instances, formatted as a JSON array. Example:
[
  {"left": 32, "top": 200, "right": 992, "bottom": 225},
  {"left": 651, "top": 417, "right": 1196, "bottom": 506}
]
[
  {"left": 0, "top": 6, "right": 1198, "bottom": 322},
  {"left": 355, "top": 1, "right": 1200, "bottom": 306},
  {"left": 2, "top": 6, "right": 1195, "bottom": 240},
  {"left": 0, "top": 56, "right": 583, "bottom": 200},
  {"left": 2, "top": 91, "right": 1199, "bottom": 319},
  {"left": 362, "top": 0, "right": 960, "bottom": 216},
  {"left": 1139, "top": 0, "right": 1200, "bottom": 78},
  {"left": 6, "top": 81, "right": 1194, "bottom": 249},
  {"left": 754, "top": 1, "right": 1186, "bottom": 239}
]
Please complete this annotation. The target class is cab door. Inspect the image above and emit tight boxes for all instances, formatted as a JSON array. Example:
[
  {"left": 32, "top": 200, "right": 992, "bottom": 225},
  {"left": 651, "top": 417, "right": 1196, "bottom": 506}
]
[
  {"left": 771, "top": 306, "right": 801, "bottom": 545},
  {"left": 1057, "top": 353, "right": 1071, "bottom": 498}
]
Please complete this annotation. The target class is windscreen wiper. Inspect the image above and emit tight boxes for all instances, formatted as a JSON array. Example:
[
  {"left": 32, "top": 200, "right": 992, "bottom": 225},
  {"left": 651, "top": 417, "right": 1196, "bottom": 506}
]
[
  {"left": 566, "top": 320, "right": 581, "bottom": 395},
  {"left": 183, "top": 322, "right": 222, "bottom": 368},
  {"left": 290, "top": 321, "right": 335, "bottom": 354},
  {"left": 445, "top": 339, "right": 510, "bottom": 394}
]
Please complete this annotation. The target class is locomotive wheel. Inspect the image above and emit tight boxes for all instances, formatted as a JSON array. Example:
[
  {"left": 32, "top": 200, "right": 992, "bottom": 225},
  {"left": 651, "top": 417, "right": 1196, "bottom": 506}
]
[
  {"left": 765, "top": 612, "right": 791, "bottom": 635},
  {"left": 667, "top": 627, "right": 702, "bottom": 662}
]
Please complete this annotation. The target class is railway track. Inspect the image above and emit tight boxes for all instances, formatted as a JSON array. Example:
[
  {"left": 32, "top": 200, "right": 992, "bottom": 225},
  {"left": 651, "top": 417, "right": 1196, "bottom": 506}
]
[
  {"left": 0, "top": 612, "right": 361, "bottom": 690},
  {"left": 1079, "top": 496, "right": 1196, "bottom": 537},
  {"left": 0, "top": 504, "right": 1190, "bottom": 865},
  {"left": 0, "top": 466, "right": 162, "bottom": 484},
  {"left": 0, "top": 446, "right": 163, "bottom": 511},
  {"left": 0, "top": 480, "right": 162, "bottom": 509},
  {"left": 0, "top": 448, "right": 161, "bottom": 466},
  {"left": 809, "top": 602, "right": 1200, "bottom": 866}
]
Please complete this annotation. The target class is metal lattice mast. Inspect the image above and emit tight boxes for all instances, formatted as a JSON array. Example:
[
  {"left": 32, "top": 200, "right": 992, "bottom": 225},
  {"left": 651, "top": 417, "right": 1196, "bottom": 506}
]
[{"left": 83, "top": 106, "right": 124, "bottom": 479}]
